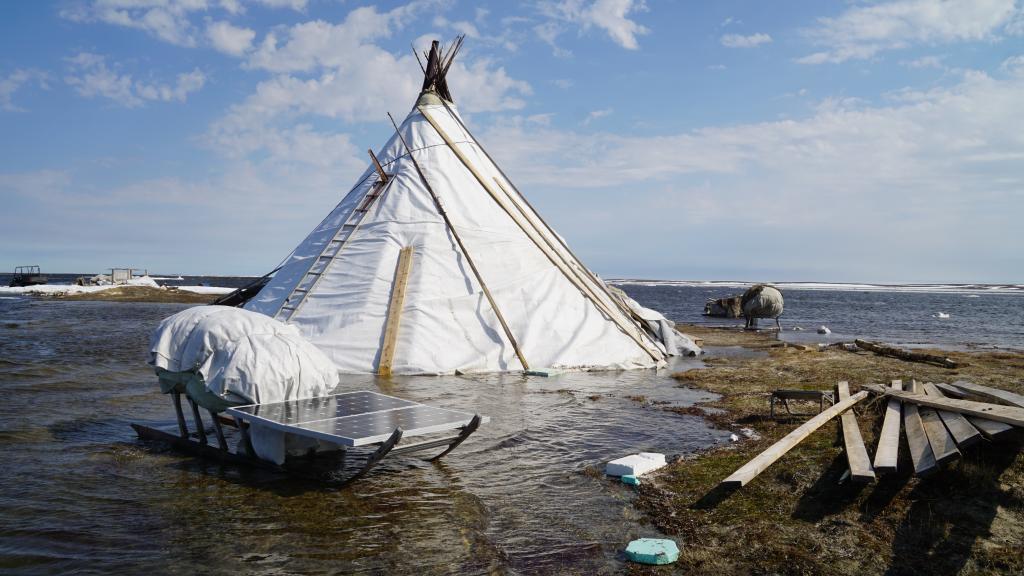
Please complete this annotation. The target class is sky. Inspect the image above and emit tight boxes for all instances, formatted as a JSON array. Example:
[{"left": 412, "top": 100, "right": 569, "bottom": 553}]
[{"left": 0, "top": 0, "right": 1022, "bottom": 283}]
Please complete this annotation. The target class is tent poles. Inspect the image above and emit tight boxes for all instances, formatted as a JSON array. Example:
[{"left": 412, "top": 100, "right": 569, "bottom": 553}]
[
  {"left": 417, "top": 105, "right": 663, "bottom": 362},
  {"left": 435, "top": 99, "right": 665, "bottom": 354},
  {"left": 387, "top": 112, "right": 530, "bottom": 371}
]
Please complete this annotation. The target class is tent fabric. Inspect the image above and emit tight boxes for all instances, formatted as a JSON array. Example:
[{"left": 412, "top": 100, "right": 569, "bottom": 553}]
[
  {"left": 148, "top": 306, "right": 340, "bottom": 407},
  {"left": 245, "top": 99, "right": 690, "bottom": 374}
]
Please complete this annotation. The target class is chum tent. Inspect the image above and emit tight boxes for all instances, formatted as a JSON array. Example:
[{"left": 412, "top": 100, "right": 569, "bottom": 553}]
[{"left": 241, "top": 38, "right": 698, "bottom": 375}]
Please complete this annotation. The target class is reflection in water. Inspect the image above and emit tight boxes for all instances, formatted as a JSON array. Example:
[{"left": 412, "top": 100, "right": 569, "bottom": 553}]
[{"left": 0, "top": 297, "right": 729, "bottom": 575}]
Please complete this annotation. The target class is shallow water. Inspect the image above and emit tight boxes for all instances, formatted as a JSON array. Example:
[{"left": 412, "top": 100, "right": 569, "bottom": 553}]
[{"left": 0, "top": 297, "right": 726, "bottom": 575}]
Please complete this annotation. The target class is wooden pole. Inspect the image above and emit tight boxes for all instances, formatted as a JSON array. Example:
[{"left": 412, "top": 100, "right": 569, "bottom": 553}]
[
  {"left": 378, "top": 246, "right": 414, "bottom": 377},
  {"left": 837, "top": 381, "right": 875, "bottom": 482},
  {"left": 872, "top": 379, "right": 902, "bottom": 473},
  {"left": 387, "top": 112, "right": 529, "bottom": 371},
  {"left": 417, "top": 105, "right": 663, "bottom": 362},
  {"left": 854, "top": 339, "right": 958, "bottom": 368},
  {"left": 721, "top": 390, "right": 868, "bottom": 487}
]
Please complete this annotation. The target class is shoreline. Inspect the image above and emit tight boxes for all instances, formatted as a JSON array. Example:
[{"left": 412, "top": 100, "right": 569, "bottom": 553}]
[
  {"left": 0, "top": 284, "right": 231, "bottom": 303},
  {"left": 632, "top": 324, "right": 1023, "bottom": 575}
]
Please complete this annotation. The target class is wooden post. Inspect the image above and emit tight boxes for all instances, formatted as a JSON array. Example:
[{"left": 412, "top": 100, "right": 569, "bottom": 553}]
[
  {"left": 921, "top": 382, "right": 982, "bottom": 449},
  {"left": 378, "top": 246, "right": 414, "bottom": 377},
  {"left": 837, "top": 381, "right": 875, "bottom": 482},
  {"left": 721, "top": 390, "right": 868, "bottom": 487},
  {"left": 902, "top": 381, "right": 938, "bottom": 476},
  {"left": 873, "top": 380, "right": 902, "bottom": 473}
]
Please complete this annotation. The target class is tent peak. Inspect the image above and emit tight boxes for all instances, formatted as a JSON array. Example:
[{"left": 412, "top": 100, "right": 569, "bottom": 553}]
[{"left": 416, "top": 36, "right": 463, "bottom": 103}]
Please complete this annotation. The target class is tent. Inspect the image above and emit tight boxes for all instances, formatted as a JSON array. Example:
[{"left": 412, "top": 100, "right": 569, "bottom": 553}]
[{"left": 243, "top": 38, "right": 697, "bottom": 375}]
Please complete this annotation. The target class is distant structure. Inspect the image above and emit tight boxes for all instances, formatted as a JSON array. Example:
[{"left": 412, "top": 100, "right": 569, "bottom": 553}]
[{"left": 741, "top": 284, "right": 784, "bottom": 330}]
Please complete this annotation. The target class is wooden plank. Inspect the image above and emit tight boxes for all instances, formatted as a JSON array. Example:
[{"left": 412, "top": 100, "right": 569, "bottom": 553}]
[
  {"left": 377, "top": 246, "right": 414, "bottom": 377},
  {"left": 921, "top": 382, "right": 982, "bottom": 449},
  {"left": 967, "top": 415, "right": 1016, "bottom": 440},
  {"left": 902, "top": 382, "right": 938, "bottom": 476},
  {"left": 934, "top": 382, "right": 968, "bottom": 398},
  {"left": 865, "top": 384, "right": 1024, "bottom": 427},
  {"left": 837, "top": 381, "right": 875, "bottom": 482},
  {"left": 949, "top": 380, "right": 1024, "bottom": 408},
  {"left": 873, "top": 379, "right": 903, "bottom": 473},
  {"left": 721, "top": 390, "right": 868, "bottom": 487},
  {"left": 913, "top": 380, "right": 960, "bottom": 465}
]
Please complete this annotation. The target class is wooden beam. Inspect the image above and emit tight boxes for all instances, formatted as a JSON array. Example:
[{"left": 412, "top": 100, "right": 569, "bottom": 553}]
[
  {"left": 837, "top": 381, "right": 875, "bottom": 482},
  {"left": 967, "top": 415, "right": 1016, "bottom": 440},
  {"left": 865, "top": 384, "right": 1024, "bottom": 427},
  {"left": 872, "top": 379, "right": 902, "bottom": 474},
  {"left": 368, "top": 149, "right": 389, "bottom": 184},
  {"left": 902, "top": 381, "right": 938, "bottom": 476},
  {"left": 720, "top": 391, "right": 868, "bottom": 487},
  {"left": 949, "top": 380, "right": 1024, "bottom": 408},
  {"left": 921, "top": 382, "right": 982, "bottom": 449},
  {"left": 378, "top": 246, "right": 414, "bottom": 377},
  {"left": 913, "top": 380, "right": 960, "bottom": 465},
  {"left": 934, "top": 382, "right": 968, "bottom": 398}
]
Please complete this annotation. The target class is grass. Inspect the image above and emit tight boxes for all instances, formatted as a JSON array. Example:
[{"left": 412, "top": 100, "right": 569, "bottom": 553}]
[{"left": 629, "top": 325, "right": 1024, "bottom": 575}]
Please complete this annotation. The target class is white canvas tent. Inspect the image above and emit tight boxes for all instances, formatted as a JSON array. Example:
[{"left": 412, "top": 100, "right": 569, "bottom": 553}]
[{"left": 244, "top": 39, "right": 697, "bottom": 375}]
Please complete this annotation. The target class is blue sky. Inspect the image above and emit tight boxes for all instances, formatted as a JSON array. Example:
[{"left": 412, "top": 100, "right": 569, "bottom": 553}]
[{"left": 1, "top": 0, "right": 1022, "bottom": 282}]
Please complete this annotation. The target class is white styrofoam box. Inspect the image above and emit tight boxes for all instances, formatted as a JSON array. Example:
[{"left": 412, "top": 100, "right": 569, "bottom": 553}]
[{"left": 605, "top": 452, "right": 667, "bottom": 477}]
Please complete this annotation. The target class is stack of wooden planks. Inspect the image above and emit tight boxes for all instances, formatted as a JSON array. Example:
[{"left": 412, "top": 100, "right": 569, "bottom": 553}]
[{"left": 720, "top": 380, "right": 1021, "bottom": 489}]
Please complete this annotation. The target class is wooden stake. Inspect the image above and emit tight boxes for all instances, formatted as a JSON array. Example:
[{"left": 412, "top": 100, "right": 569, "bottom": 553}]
[
  {"left": 378, "top": 246, "right": 414, "bottom": 377},
  {"left": 720, "top": 390, "right": 868, "bottom": 487},
  {"left": 872, "top": 380, "right": 902, "bottom": 473},
  {"left": 837, "top": 381, "right": 875, "bottom": 482}
]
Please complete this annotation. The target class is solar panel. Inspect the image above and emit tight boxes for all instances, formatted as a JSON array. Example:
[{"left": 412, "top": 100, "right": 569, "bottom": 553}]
[{"left": 227, "top": 391, "right": 479, "bottom": 447}]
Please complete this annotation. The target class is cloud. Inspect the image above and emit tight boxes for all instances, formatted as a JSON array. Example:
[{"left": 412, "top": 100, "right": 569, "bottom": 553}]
[
  {"left": 474, "top": 61, "right": 1024, "bottom": 279},
  {"left": 59, "top": 0, "right": 307, "bottom": 47},
  {"left": 720, "top": 32, "right": 772, "bottom": 48},
  {"left": 537, "top": 0, "right": 650, "bottom": 52},
  {"left": 798, "top": 0, "right": 1021, "bottom": 64},
  {"left": 903, "top": 55, "right": 946, "bottom": 69},
  {"left": 582, "top": 107, "right": 612, "bottom": 125},
  {"left": 0, "top": 69, "right": 49, "bottom": 112},
  {"left": 206, "top": 20, "right": 255, "bottom": 56},
  {"left": 65, "top": 52, "right": 206, "bottom": 107}
]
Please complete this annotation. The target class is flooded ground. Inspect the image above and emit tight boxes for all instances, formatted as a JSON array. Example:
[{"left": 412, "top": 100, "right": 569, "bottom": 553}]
[{"left": 0, "top": 297, "right": 730, "bottom": 575}]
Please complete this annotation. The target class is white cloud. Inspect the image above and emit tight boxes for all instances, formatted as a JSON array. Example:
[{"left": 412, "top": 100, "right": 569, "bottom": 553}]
[
  {"left": 798, "top": 0, "right": 1021, "bottom": 64},
  {"left": 206, "top": 20, "right": 255, "bottom": 56},
  {"left": 0, "top": 69, "right": 48, "bottom": 112},
  {"left": 537, "top": 0, "right": 650, "bottom": 51},
  {"left": 65, "top": 52, "right": 206, "bottom": 107},
  {"left": 720, "top": 32, "right": 772, "bottom": 48},
  {"left": 59, "top": 0, "right": 307, "bottom": 47},
  {"left": 582, "top": 107, "right": 612, "bottom": 125},
  {"left": 903, "top": 55, "right": 946, "bottom": 69}
]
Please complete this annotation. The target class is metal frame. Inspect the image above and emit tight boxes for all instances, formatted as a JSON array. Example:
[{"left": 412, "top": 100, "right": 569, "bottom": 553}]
[{"left": 132, "top": 394, "right": 484, "bottom": 486}]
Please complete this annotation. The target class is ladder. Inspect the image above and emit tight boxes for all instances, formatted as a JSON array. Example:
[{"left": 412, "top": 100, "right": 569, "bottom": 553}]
[{"left": 275, "top": 153, "right": 392, "bottom": 323}]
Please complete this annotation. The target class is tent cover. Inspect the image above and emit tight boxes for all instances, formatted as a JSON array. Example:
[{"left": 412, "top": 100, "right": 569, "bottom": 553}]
[{"left": 244, "top": 39, "right": 697, "bottom": 375}]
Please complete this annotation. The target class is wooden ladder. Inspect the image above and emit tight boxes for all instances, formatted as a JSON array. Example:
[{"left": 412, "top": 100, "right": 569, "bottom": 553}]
[{"left": 275, "top": 152, "right": 392, "bottom": 322}]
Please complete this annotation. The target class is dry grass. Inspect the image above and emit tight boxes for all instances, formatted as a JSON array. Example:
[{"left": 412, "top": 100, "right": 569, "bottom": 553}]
[
  {"left": 630, "top": 325, "right": 1024, "bottom": 575},
  {"left": 58, "top": 286, "right": 219, "bottom": 304}
]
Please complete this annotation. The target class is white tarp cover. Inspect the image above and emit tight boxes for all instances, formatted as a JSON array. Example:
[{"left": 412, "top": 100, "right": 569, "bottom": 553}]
[
  {"left": 148, "top": 306, "right": 339, "bottom": 406},
  {"left": 245, "top": 99, "right": 682, "bottom": 374}
]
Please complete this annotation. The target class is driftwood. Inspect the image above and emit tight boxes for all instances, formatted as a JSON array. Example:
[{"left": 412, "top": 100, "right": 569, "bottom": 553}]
[{"left": 854, "top": 339, "right": 959, "bottom": 369}]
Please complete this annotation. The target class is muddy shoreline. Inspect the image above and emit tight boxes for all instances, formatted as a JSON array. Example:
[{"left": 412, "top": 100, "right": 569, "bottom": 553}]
[{"left": 630, "top": 324, "right": 1024, "bottom": 575}]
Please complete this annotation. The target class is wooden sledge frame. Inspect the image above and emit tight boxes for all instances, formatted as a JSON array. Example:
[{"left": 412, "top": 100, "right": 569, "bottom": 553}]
[{"left": 132, "top": 391, "right": 483, "bottom": 485}]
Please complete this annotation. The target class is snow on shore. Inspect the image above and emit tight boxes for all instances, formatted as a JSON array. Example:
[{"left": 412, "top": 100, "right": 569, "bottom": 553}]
[{"left": 0, "top": 276, "right": 234, "bottom": 297}]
